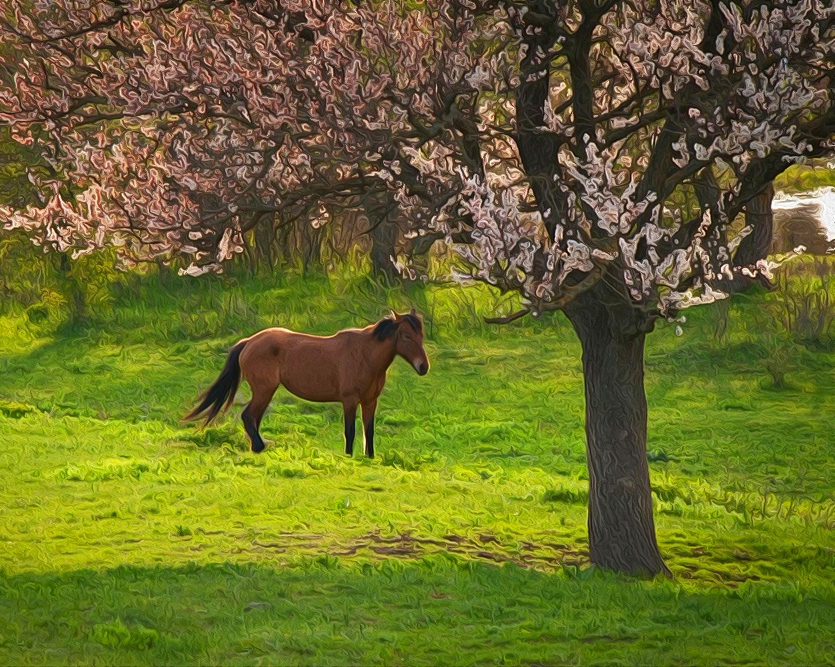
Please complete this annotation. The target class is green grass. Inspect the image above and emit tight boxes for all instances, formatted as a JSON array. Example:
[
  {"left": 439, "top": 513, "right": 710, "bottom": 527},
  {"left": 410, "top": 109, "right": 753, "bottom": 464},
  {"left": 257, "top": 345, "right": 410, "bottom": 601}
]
[{"left": 1, "top": 272, "right": 834, "bottom": 665}]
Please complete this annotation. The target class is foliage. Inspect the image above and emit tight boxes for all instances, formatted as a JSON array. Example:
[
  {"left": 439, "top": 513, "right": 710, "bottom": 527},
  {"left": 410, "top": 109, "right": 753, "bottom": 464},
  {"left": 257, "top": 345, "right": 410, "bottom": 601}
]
[
  {"left": 774, "top": 162, "right": 835, "bottom": 194},
  {"left": 0, "top": 1, "right": 832, "bottom": 316},
  {"left": 765, "top": 257, "right": 835, "bottom": 347}
]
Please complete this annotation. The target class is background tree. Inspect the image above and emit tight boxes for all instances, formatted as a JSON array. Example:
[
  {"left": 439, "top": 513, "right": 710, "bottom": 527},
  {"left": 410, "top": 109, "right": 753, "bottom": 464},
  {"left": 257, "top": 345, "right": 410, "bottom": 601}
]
[{"left": 1, "top": 0, "right": 833, "bottom": 575}]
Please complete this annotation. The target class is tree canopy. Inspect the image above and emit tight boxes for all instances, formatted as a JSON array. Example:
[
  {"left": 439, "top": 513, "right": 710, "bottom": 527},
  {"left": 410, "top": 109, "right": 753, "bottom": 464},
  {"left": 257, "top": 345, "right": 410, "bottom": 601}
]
[{"left": 1, "top": 1, "right": 832, "bottom": 305}]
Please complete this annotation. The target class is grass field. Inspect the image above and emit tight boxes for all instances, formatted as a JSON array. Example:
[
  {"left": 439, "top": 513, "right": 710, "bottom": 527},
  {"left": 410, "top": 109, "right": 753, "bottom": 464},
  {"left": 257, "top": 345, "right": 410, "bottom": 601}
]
[{"left": 1, "top": 271, "right": 834, "bottom": 665}]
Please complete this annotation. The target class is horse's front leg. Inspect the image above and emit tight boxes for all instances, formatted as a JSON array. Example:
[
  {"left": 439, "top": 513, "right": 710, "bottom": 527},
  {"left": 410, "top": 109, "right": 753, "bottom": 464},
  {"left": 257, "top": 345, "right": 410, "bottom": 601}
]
[
  {"left": 361, "top": 399, "right": 378, "bottom": 459},
  {"left": 343, "top": 401, "right": 358, "bottom": 456}
]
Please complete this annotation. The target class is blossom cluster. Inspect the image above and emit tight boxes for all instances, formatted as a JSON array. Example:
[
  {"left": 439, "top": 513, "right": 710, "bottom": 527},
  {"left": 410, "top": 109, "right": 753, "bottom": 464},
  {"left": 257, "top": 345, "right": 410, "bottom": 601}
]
[{"left": 0, "top": 0, "right": 831, "bottom": 314}]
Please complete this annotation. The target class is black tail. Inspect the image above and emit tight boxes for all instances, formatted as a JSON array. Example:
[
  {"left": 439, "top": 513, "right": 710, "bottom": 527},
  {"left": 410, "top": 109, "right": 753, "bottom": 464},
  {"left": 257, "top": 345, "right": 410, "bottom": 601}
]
[{"left": 183, "top": 341, "right": 246, "bottom": 425}]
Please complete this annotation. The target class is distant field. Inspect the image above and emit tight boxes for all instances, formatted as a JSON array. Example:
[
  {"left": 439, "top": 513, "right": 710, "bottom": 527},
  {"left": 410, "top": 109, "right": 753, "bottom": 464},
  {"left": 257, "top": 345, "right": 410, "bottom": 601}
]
[
  {"left": 1, "top": 273, "right": 834, "bottom": 666},
  {"left": 775, "top": 163, "right": 835, "bottom": 193}
]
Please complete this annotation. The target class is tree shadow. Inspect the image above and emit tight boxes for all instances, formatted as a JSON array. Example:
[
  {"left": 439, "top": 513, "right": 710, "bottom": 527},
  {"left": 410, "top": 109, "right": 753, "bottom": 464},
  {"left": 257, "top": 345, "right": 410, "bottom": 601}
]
[
  {"left": 0, "top": 328, "right": 220, "bottom": 424},
  {"left": 0, "top": 559, "right": 831, "bottom": 666}
]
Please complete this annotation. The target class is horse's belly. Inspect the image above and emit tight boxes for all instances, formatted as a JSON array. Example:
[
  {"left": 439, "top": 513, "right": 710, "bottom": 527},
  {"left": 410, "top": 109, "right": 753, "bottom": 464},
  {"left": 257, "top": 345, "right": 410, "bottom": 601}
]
[
  {"left": 279, "top": 356, "right": 341, "bottom": 403},
  {"left": 282, "top": 379, "right": 340, "bottom": 403}
]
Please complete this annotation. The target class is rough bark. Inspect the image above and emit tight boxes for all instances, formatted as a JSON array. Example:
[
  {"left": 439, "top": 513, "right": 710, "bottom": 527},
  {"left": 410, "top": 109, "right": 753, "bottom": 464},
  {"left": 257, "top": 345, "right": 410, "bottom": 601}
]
[
  {"left": 512, "top": 7, "right": 667, "bottom": 576},
  {"left": 514, "top": 5, "right": 565, "bottom": 242},
  {"left": 736, "top": 182, "right": 774, "bottom": 268},
  {"left": 300, "top": 222, "right": 323, "bottom": 274},
  {"left": 725, "top": 182, "right": 775, "bottom": 291},
  {"left": 564, "top": 288, "right": 669, "bottom": 576},
  {"left": 366, "top": 202, "right": 400, "bottom": 282},
  {"left": 254, "top": 217, "right": 276, "bottom": 273},
  {"left": 58, "top": 251, "right": 88, "bottom": 323}
]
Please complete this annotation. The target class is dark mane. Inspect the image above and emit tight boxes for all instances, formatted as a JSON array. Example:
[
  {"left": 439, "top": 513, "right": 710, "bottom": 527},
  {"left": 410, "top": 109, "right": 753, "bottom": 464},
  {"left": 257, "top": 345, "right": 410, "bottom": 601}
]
[
  {"left": 403, "top": 313, "right": 422, "bottom": 334},
  {"left": 372, "top": 317, "right": 398, "bottom": 340},
  {"left": 372, "top": 313, "right": 422, "bottom": 341}
]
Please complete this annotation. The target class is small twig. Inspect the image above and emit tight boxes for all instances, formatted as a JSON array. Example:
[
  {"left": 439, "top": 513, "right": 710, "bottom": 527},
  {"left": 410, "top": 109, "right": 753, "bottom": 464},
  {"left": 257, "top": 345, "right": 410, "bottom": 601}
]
[{"left": 483, "top": 309, "right": 530, "bottom": 325}]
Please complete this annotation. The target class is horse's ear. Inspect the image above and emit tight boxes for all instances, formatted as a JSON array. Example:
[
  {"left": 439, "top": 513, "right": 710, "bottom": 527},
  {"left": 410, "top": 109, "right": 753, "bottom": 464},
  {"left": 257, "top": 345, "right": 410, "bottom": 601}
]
[
  {"left": 390, "top": 309, "right": 400, "bottom": 320},
  {"left": 409, "top": 307, "right": 417, "bottom": 316}
]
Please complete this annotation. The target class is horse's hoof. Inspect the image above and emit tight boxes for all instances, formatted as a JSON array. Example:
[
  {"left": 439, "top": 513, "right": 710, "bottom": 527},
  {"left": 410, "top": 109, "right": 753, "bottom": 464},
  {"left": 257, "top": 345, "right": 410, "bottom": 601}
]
[{"left": 252, "top": 439, "right": 274, "bottom": 454}]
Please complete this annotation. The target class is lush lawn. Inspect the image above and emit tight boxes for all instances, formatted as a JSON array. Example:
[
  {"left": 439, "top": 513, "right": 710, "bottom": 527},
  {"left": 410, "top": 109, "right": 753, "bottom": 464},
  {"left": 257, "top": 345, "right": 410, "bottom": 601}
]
[{"left": 1, "top": 273, "right": 834, "bottom": 665}]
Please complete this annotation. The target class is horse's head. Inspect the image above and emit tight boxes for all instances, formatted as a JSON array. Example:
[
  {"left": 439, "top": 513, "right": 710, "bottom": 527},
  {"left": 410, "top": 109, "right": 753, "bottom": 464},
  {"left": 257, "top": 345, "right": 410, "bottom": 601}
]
[{"left": 374, "top": 308, "right": 430, "bottom": 375}]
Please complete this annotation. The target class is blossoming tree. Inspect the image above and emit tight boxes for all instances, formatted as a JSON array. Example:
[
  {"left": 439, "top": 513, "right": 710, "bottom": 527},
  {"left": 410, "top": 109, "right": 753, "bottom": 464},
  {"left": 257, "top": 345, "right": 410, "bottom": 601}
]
[{"left": 1, "top": 0, "right": 832, "bottom": 574}]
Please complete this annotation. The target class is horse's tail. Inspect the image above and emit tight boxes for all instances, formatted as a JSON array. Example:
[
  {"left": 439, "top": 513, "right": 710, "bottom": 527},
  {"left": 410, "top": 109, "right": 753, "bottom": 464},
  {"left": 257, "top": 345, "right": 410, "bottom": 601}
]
[{"left": 183, "top": 340, "right": 247, "bottom": 425}]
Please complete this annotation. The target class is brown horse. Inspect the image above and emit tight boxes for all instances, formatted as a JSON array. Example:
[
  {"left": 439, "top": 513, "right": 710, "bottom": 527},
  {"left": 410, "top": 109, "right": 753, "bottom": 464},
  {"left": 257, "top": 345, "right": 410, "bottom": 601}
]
[{"left": 184, "top": 309, "right": 429, "bottom": 457}]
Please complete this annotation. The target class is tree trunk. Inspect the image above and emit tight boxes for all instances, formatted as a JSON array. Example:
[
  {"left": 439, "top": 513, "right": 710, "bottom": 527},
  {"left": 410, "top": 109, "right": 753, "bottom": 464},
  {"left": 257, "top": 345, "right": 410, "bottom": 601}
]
[
  {"left": 301, "top": 223, "right": 322, "bottom": 274},
  {"left": 736, "top": 182, "right": 774, "bottom": 267},
  {"left": 254, "top": 218, "right": 275, "bottom": 273},
  {"left": 721, "top": 182, "right": 775, "bottom": 291},
  {"left": 276, "top": 219, "right": 294, "bottom": 268},
  {"left": 564, "top": 293, "right": 668, "bottom": 576},
  {"left": 58, "top": 251, "right": 88, "bottom": 324},
  {"left": 368, "top": 210, "right": 399, "bottom": 282}
]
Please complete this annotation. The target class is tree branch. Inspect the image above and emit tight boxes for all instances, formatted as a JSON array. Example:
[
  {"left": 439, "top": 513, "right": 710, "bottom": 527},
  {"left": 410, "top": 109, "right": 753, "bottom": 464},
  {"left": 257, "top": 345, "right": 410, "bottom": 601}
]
[{"left": 484, "top": 308, "right": 530, "bottom": 324}]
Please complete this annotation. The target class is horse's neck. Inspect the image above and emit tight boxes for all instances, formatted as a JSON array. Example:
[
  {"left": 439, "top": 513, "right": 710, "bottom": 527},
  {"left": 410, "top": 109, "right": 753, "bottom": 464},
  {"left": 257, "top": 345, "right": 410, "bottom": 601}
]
[{"left": 364, "top": 336, "right": 397, "bottom": 373}]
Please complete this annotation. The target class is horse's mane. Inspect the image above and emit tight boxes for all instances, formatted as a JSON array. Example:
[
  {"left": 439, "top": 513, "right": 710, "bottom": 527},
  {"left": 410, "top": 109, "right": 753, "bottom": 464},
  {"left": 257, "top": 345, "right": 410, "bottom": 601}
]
[{"left": 372, "top": 314, "right": 422, "bottom": 341}]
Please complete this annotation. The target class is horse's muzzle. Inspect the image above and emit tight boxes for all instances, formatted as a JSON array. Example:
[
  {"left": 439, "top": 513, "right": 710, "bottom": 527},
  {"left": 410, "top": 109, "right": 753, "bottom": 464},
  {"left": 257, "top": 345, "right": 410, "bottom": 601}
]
[{"left": 416, "top": 361, "right": 429, "bottom": 376}]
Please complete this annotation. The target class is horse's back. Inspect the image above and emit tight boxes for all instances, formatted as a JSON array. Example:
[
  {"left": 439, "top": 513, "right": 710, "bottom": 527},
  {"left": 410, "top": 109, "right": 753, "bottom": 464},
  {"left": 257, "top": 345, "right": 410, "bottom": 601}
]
[{"left": 239, "top": 327, "right": 354, "bottom": 402}]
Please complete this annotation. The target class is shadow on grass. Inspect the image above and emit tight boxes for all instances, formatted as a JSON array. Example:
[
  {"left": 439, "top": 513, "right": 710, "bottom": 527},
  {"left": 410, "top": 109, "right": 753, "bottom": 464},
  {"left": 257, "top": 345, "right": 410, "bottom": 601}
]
[
  {"left": 0, "top": 329, "right": 219, "bottom": 423},
  {"left": 1, "top": 559, "right": 832, "bottom": 666}
]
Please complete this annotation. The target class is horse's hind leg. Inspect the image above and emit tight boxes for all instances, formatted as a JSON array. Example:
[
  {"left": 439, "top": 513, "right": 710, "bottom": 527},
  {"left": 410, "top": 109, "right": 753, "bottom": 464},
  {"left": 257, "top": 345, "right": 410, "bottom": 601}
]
[
  {"left": 242, "top": 380, "right": 278, "bottom": 453},
  {"left": 239, "top": 341, "right": 280, "bottom": 453}
]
